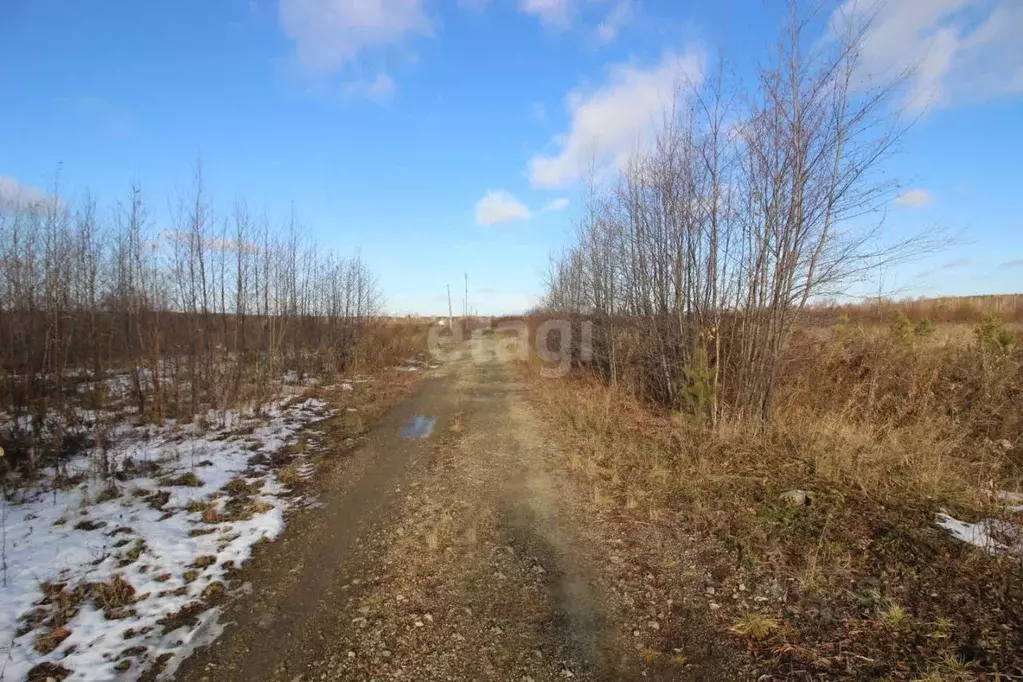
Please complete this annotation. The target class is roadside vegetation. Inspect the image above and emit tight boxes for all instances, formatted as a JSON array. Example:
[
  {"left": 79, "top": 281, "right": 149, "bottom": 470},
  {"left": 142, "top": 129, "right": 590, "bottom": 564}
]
[
  {"left": 527, "top": 303, "right": 1022, "bottom": 678},
  {"left": 0, "top": 166, "right": 431, "bottom": 679},
  {"left": 0, "top": 164, "right": 422, "bottom": 472},
  {"left": 529, "top": 4, "right": 1023, "bottom": 679}
]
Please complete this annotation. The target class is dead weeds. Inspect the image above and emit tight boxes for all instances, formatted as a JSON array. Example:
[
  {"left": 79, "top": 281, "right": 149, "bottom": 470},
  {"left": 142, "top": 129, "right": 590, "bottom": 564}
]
[
  {"left": 33, "top": 625, "right": 72, "bottom": 654},
  {"left": 526, "top": 327, "right": 1023, "bottom": 679}
]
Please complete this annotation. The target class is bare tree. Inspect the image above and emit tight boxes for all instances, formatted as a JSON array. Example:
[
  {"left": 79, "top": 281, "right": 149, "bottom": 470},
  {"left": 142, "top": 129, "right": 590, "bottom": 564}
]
[
  {"left": 0, "top": 163, "right": 385, "bottom": 474},
  {"left": 542, "top": 2, "right": 942, "bottom": 423}
]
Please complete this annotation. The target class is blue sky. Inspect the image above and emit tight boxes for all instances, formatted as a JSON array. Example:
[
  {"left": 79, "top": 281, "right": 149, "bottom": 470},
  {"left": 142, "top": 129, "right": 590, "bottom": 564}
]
[{"left": 1, "top": 0, "right": 1020, "bottom": 315}]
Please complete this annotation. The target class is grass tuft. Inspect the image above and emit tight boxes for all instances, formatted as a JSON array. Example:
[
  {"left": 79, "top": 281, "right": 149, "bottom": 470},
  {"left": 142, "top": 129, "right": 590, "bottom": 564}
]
[
  {"left": 34, "top": 626, "right": 71, "bottom": 654},
  {"left": 729, "top": 614, "right": 781, "bottom": 641},
  {"left": 160, "top": 472, "right": 204, "bottom": 487}
]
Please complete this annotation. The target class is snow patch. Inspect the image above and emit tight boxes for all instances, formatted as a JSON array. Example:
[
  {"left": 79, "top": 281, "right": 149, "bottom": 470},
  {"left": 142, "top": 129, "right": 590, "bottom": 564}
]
[
  {"left": 0, "top": 397, "right": 333, "bottom": 681},
  {"left": 996, "top": 490, "right": 1023, "bottom": 513},
  {"left": 936, "top": 511, "right": 1023, "bottom": 556}
]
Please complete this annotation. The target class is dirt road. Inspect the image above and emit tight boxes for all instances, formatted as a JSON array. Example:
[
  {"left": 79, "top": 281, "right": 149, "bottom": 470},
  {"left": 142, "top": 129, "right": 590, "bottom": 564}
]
[{"left": 175, "top": 337, "right": 740, "bottom": 681}]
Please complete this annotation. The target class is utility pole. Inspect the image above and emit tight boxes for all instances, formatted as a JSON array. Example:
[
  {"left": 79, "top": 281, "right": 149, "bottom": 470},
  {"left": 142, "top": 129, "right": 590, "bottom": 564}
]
[
  {"left": 447, "top": 284, "right": 453, "bottom": 328},
  {"left": 463, "top": 272, "right": 468, "bottom": 321}
]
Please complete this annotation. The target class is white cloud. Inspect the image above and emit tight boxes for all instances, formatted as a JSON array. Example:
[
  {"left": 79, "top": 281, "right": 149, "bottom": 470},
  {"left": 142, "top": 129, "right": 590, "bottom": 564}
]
[
  {"left": 520, "top": 0, "right": 573, "bottom": 27},
  {"left": 367, "top": 73, "right": 396, "bottom": 100},
  {"left": 475, "top": 190, "right": 533, "bottom": 226},
  {"left": 894, "top": 188, "right": 934, "bottom": 209},
  {"left": 0, "top": 175, "right": 51, "bottom": 209},
  {"left": 595, "top": 0, "right": 632, "bottom": 45},
  {"left": 833, "top": 0, "right": 1023, "bottom": 111},
  {"left": 540, "top": 197, "right": 570, "bottom": 213},
  {"left": 528, "top": 49, "right": 703, "bottom": 189},
  {"left": 474, "top": 191, "right": 569, "bottom": 226},
  {"left": 279, "top": 0, "right": 430, "bottom": 73},
  {"left": 341, "top": 73, "right": 396, "bottom": 102}
]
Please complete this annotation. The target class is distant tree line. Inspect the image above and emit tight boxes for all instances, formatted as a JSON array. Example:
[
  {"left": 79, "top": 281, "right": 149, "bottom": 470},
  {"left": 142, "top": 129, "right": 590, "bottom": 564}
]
[{"left": 0, "top": 164, "right": 381, "bottom": 465}]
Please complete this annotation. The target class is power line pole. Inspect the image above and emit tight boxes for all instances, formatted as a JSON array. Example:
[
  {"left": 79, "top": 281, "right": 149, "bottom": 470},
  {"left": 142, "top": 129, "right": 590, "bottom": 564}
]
[
  {"left": 463, "top": 272, "right": 468, "bottom": 320},
  {"left": 447, "top": 284, "right": 453, "bottom": 328}
]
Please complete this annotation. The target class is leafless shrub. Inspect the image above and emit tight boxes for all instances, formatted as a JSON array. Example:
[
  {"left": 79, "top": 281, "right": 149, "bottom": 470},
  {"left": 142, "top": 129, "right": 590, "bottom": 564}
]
[
  {"left": 541, "top": 4, "right": 945, "bottom": 423},
  {"left": 0, "top": 163, "right": 392, "bottom": 477}
]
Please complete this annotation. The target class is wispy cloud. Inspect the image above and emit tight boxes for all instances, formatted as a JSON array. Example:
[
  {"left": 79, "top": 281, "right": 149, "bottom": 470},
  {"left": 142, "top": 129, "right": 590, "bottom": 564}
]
[
  {"left": 474, "top": 191, "right": 570, "bottom": 226},
  {"left": 939, "top": 257, "right": 971, "bottom": 269},
  {"left": 595, "top": 0, "right": 633, "bottom": 46},
  {"left": 340, "top": 73, "right": 396, "bottom": 103},
  {"left": 0, "top": 175, "right": 52, "bottom": 210},
  {"left": 540, "top": 197, "right": 570, "bottom": 213},
  {"left": 278, "top": 0, "right": 430, "bottom": 73},
  {"left": 833, "top": 0, "right": 1023, "bottom": 111},
  {"left": 520, "top": 0, "right": 574, "bottom": 27},
  {"left": 1000, "top": 259, "right": 1023, "bottom": 269},
  {"left": 475, "top": 190, "right": 532, "bottom": 226},
  {"left": 893, "top": 188, "right": 934, "bottom": 209},
  {"left": 529, "top": 49, "right": 704, "bottom": 188}
]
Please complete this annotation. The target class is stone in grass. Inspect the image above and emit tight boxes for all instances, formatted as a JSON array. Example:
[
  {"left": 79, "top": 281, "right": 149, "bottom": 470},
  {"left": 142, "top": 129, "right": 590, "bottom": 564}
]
[{"left": 779, "top": 489, "right": 816, "bottom": 507}]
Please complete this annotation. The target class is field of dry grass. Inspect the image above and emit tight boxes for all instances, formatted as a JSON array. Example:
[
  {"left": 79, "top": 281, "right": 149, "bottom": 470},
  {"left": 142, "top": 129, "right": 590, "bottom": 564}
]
[{"left": 524, "top": 305, "right": 1023, "bottom": 679}]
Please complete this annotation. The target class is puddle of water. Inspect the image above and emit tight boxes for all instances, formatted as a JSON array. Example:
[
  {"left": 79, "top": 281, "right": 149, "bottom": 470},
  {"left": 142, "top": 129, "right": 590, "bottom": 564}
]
[{"left": 400, "top": 415, "right": 435, "bottom": 439}]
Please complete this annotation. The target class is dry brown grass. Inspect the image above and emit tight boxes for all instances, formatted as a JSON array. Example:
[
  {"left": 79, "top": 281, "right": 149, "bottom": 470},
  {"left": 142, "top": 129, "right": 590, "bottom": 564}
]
[
  {"left": 200, "top": 504, "right": 224, "bottom": 524},
  {"left": 34, "top": 626, "right": 71, "bottom": 654},
  {"left": 730, "top": 613, "right": 781, "bottom": 642},
  {"left": 189, "top": 555, "right": 216, "bottom": 569},
  {"left": 277, "top": 462, "right": 302, "bottom": 487},
  {"left": 827, "top": 294, "right": 1023, "bottom": 325},
  {"left": 526, "top": 314, "right": 1023, "bottom": 679},
  {"left": 352, "top": 320, "right": 430, "bottom": 373},
  {"left": 90, "top": 576, "right": 138, "bottom": 613}
]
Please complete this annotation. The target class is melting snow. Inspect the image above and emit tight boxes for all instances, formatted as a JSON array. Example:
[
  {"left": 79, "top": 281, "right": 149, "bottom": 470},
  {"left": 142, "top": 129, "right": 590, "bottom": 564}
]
[
  {"left": 0, "top": 397, "right": 333, "bottom": 681},
  {"left": 996, "top": 490, "right": 1023, "bottom": 513},
  {"left": 936, "top": 511, "right": 1023, "bottom": 556}
]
